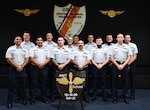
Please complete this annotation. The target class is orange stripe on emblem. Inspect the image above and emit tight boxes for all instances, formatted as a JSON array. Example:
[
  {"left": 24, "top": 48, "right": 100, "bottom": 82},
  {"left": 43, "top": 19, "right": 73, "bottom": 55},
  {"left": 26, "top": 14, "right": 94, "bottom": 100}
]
[{"left": 59, "top": 6, "right": 80, "bottom": 37}]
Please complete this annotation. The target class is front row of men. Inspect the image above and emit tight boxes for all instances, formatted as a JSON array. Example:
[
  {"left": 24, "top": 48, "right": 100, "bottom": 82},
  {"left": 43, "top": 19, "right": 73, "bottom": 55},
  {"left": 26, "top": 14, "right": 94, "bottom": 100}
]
[{"left": 5, "top": 32, "right": 138, "bottom": 109}]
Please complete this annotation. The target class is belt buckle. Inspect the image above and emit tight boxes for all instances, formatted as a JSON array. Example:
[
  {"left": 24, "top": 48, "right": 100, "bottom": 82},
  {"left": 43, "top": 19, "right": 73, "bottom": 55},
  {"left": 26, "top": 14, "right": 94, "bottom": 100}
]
[{"left": 120, "top": 61, "right": 123, "bottom": 64}]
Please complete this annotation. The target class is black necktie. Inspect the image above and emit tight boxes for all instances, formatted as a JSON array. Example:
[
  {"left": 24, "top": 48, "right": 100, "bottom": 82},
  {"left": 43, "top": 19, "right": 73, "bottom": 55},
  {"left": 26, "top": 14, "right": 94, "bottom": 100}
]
[
  {"left": 107, "top": 42, "right": 111, "bottom": 45},
  {"left": 97, "top": 45, "right": 101, "bottom": 48}
]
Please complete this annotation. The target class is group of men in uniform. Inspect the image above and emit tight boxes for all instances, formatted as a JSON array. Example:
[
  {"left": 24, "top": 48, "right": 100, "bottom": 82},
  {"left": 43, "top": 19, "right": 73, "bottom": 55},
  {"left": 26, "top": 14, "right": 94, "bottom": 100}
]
[{"left": 5, "top": 31, "right": 138, "bottom": 109}]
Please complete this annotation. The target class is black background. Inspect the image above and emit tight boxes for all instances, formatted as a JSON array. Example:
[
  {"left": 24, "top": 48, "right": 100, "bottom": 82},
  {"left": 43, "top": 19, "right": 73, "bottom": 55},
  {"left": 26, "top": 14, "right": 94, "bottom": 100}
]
[{"left": 0, "top": 0, "right": 149, "bottom": 67}]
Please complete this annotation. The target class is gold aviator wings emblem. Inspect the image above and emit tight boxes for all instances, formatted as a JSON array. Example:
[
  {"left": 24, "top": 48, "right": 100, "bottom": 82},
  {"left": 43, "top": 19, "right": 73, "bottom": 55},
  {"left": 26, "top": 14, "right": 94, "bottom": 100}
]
[
  {"left": 14, "top": 8, "right": 40, "bottom": 17},
  {"left": 56, "top": 72, "right": 85, "bottom": 94},
  {"left": 99, "top": 10, "right": 125, "bottom": 18}
]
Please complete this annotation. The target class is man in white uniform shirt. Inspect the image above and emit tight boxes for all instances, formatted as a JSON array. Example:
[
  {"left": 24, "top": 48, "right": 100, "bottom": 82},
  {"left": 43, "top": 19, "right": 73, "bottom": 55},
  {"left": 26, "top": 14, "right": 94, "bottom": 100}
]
[
  {"left": 71, "top": 40, "right": 92, "bottom": 102},
  {"left": 124, "top": 33, "right": 138, "bottom": 100},
  {"left": 42, "top": 31, "right": 58, "bottom": 101},
  {"left": 6, "top": 35, "right": 29, "bottom": 108},
  {"left": 43, "top": 31, "right": 58, "bottom": 48},
  {"left": 84, "top": 34, "right": 97, "bottom": 52},
  {"left": 21, "top": 31, "right": 35, "bottom": 51},
  {"left": 64, "top": 36, "right": 76, "bottom": 70},
  {"left": 72, "top": 34, "right": 80, "bottom": 49},
  {"left": 21, "top": 31, "right": 35, "bottom": 98},
  {"left": 110, "top": 33, "right": 131, "bottom": 104},
  {"left": 29, "top": 36, "right": 50, "bottom": 105},
  {"left": 84, "top": 34, "right": 97, "bottom": 96},
  {"left": 102, "top": 34, "right": 114, "bottom": 97},
  {"left": 51, "top": 36, "right": 71, "bottom": 102},
  {"left": 90, "top": 36, "right": 109, "bottom": 102}
]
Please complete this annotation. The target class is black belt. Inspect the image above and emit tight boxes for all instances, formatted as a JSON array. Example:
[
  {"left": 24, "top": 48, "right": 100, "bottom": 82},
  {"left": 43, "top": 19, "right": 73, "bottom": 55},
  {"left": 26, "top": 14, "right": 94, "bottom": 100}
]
[
  {"left": 116, "top": 61, "right": 125, "bottom": 64},
  {"left": 73, "top": 65, "right": 88, "bottom": 68},
  {"left": 96, "top": 63, "right": 103, "bottom": 64},
  {"left": 58, "top": 63, "right": 64, "bottom": 65}
]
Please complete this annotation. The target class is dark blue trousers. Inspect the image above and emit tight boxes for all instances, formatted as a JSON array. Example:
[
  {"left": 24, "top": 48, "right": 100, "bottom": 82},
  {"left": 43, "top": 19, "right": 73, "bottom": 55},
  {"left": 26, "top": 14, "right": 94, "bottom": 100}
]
[
  {"left": 129, "top": 62, "right": 136, "bottom": 97},
  {"left": 7, "top": 67, "right": 27, "bottom": 104},
  {"left": 91, "top": 65, "right": 108, "bottom": 99},
  {"left": 111, "top": 64, "right": 129, "bottom": 100},
  {"left": 30, "top": 65, "right": 48, "bottom": 101}
]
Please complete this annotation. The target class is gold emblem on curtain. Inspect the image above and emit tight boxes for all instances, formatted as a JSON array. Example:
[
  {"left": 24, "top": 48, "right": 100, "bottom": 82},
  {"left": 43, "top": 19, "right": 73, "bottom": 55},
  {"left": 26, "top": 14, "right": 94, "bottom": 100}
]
[{"left": 14, "top": 8, "right": 40, "bottom": 17}]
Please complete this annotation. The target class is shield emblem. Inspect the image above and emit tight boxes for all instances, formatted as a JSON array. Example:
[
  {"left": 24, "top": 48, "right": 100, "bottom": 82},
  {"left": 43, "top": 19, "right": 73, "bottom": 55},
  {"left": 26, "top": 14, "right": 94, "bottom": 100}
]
[
  {"left": 53, "top": 3, "right": 86, "bottom": 39},
  {"left": 56, "top": 69, "right": 86, "bottom": 105}
]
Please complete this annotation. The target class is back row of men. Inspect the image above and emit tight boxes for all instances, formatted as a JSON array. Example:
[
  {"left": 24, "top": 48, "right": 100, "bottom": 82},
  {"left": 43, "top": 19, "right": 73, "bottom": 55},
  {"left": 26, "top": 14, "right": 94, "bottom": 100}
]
[{"left": 5, "top": 31, "right": 138, "bottom": 109}]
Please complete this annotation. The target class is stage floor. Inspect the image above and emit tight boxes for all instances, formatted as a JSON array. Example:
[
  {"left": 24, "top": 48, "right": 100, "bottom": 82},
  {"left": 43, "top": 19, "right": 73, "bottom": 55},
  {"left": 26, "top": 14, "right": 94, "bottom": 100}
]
[{"left": 0, "top": 89, "right": 150, "bottom": 110}]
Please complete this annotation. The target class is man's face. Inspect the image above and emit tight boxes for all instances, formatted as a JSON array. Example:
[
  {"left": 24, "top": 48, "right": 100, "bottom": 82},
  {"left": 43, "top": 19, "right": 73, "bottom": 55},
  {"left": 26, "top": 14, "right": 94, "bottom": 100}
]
[
  {"left": 14, "top": 36, "right": 22, "bottom": 46},
  {"left": 46, "top": 33, "right": 53, "bottom": 41},
  {"left": 88, "top": 35, "right": 94, "bottom": 43},
  {"left": 73, "top": 36, "right": 79, "bottom": 44},
  {"left": 96, "top": 38, "right": 103, "bottom": 45},
  {"left": 116, "top": 34, "right": 124, "bottom": 43},
  {"left": 23, "top": 33, "right": 30, "bottom": 41},
  {"left": 36, "top": 37, "right": 43, "bottom": 47},
  {"left": 124, "top": 35, "right": 131, "bottom": 43},
  {"left": 57, "top": 37, "right": 65, "bottom": 46},
  {"left": 67, "top": 37, "right": 73, "bottom": 45},
  {"left": 78, "top": 40, "right": 84, "bottom": 48},
  {"left": 106, "top": 35, "right": 113, "bottom": 42}
]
